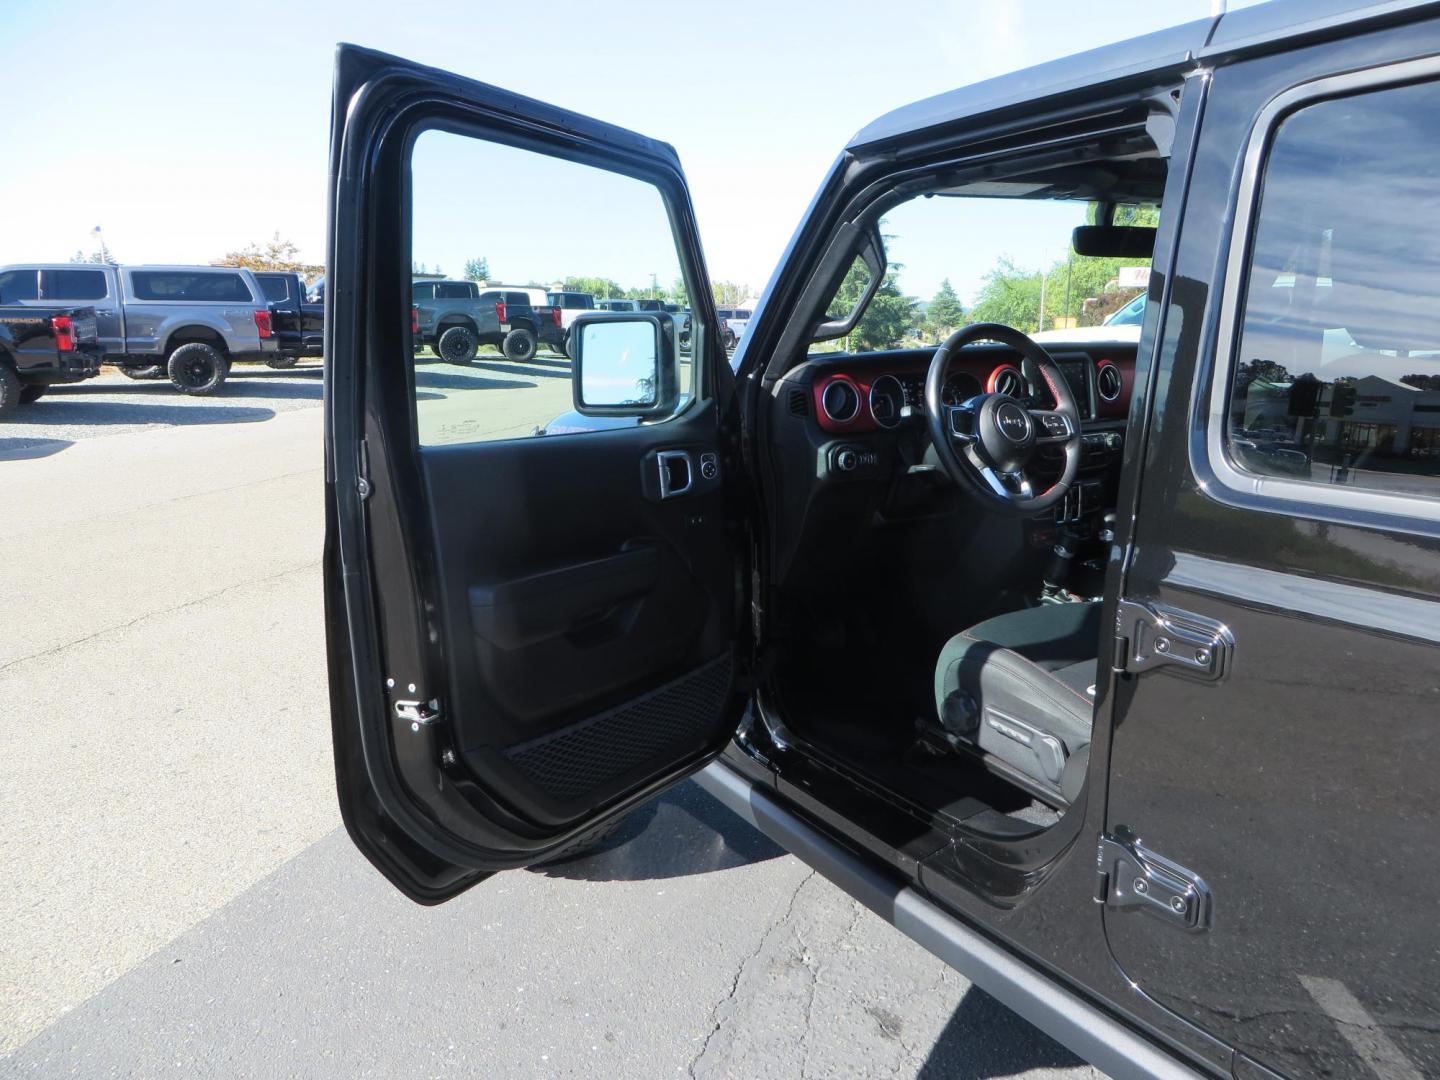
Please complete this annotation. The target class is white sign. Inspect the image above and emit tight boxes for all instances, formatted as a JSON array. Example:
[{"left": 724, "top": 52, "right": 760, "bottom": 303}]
[{"left": 1117, "top": 266, "right": 1151, "bottom": 289}]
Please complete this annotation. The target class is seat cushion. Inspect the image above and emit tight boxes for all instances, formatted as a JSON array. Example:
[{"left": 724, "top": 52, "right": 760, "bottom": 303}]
[{"left": 933, "top": 602, "right": 1102, "bottom": 802}]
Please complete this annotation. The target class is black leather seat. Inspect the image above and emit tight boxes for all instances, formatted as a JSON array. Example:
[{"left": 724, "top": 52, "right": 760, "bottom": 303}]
[{"left": 932, "top": 602, "right": 1101, "bottom": 805}]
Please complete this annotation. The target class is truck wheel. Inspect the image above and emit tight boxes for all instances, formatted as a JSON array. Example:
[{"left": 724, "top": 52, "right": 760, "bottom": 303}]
[
  {"left": 503, "top": 328, "right": 537, "bottom": 362},
  {"left": 122, "top": 365, "right": 164, "bottom": 380},
  {"left": 18, "top": 384, "right": 47, "bottom": 404},
  {"left": 167, "top": 342, "right": 228, "bottom": 395},
  {"left": 0, "top": 364, "right": 20, "bottom": 415},
  {"left": 437, "top": 325, "right": 478, "bottom": 364},
  {"left": 265, "top": 355, "right": 298, "bottom": 370}
]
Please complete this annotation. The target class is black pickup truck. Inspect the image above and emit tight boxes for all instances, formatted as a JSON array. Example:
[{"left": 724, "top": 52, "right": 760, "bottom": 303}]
[
  {"left": 254, "top": 271, "right": 324, "bottom": 367},
  {"left": 0, "top": 305, "right": 102, "bottom": 413}
]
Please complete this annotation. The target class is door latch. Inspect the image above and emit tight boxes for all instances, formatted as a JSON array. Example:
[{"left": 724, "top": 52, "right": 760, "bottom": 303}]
[
  {"left": 395, "top": 699, "right": 441, "bottom": 731},
  {"left": 1114, "top": 599, "right": 1233, "bottom": 681},
  {"left": 1096, "top": 832, "right": 1212, "bottom": 932}
]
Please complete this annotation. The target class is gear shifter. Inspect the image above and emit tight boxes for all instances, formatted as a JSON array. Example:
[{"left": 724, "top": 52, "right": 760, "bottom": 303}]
[{"left": 1042, "top": 522, "right": 1084, "bottom": 599}]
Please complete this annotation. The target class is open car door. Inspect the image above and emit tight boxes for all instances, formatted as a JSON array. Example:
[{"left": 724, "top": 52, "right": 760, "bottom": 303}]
[{"left": 323, "top": 46, "right": 746, "bottom": 903}]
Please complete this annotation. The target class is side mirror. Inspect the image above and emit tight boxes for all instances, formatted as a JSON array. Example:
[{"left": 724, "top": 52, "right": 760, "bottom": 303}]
[
  {"left": 571, "top": 311, "right": 679, "bottom": 418},
  {"left": 811, "top": 223, "right": 887, "bottom": 342}
]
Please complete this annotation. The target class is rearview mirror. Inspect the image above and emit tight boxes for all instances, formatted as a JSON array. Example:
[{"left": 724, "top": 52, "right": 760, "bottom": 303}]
[
  {"left": 1071, "top": 225, "right": 1156, "bottom": 258},
  {"left": 572, "top": 312, "right": 679, "bottom": 418}
]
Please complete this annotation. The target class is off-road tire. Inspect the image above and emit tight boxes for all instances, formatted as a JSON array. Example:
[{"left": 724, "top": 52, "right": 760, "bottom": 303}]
[
  {"left": 437, "top": 325, "right": 478, "bottom": 364},
  {"left": 122, "top": 364, "right": 164, "bottom": 380},
  {"left": 265, "top": 355, "right": 298, "bottom": 370},
  {"left": 167, "top": 342, "right": 228, "bottom": 395},
  {"left": 18, "top": 384, "right": 47, "bottom": 404},
  {"left": 503, "top": 327, "right": 537, "bottom": 362},
  {"left": 0, "top": 363, "right": 20, "bottom": 415}
]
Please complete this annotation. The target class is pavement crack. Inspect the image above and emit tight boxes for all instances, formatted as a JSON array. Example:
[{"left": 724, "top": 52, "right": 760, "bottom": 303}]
[
  {"left": 688, "top": 868, "right": 817, "bottom": 1078},
  {"left": 0, "top": 559, "right": 320, "bottom": 675}
]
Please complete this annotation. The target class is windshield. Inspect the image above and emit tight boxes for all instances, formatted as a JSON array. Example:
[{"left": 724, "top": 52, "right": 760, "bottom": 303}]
[{"left": 814, "top": 195, "right": 1159, "bottom": 354}]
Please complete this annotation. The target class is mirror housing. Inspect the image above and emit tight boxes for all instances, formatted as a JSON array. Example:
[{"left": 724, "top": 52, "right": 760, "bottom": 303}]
[
  {"left": 571, "top": 311, "right": 680, "bottom": 418},
  {"left": 810, "top": 224, "right": 888, "bottom": 342},
  {"left": 1071, "top": 225, "right": 1156, "bottom": 258}
]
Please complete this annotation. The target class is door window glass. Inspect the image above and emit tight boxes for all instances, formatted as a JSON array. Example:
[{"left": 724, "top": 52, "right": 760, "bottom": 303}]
[
  {"left": 257, "top": 276, "right": 289, "bottom": 302},
  {"left": 409, "top": 129, "right": 692, "bottom": 446},
  {"left": 43, "top": 269, "right": 108, "bottom": 301},
  {"left": 1227, "top": 81, "right": 1440, "bottom": 501},
  {"left": 0, "top": 269, "right": 39, "bottom": 302}
]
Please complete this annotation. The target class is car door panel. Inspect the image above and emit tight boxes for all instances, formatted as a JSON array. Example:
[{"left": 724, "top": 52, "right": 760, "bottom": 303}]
[
  {"left": 1104, "top": 24, "right": 1440, "bottom": 1079},
  {"left": 324, "top": 44, "right": 744, "bottom": 902}
]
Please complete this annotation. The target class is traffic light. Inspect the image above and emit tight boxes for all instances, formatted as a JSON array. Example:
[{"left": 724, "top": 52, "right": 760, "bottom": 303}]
[{"left": 1329, "top": 383, "right": 1358, "bottom": 418}]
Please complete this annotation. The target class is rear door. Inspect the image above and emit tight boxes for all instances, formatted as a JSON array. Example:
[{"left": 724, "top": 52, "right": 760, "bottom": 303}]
[
  {"left": 1102, "top": 25, "right": 1440, "bottom": 1080},
  {"left": 324, "top": 46, "right": 745, "bottom": 903}
]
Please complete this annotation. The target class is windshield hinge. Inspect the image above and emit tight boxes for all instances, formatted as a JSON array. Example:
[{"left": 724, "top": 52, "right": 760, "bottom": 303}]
[{"left": 1096, "top": 831, "right": 1211, "bottom": 932}]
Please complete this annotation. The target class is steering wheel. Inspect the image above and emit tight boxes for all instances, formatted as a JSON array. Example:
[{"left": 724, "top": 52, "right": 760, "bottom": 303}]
[{"left": 924, "top": 322, "right": 1081, "bottom": 515}]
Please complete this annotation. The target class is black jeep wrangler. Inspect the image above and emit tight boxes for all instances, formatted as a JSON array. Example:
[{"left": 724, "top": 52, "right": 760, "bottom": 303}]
[{"left": 320, "top": 4, "right": 1440, "bottom": 1076}]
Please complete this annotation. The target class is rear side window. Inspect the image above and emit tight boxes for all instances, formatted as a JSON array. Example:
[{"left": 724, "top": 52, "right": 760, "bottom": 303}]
[
  {"left": 130, "top": 271, "right": 252, "bottom": 302},
  {"left": 257, "top": 276, "right": 289, "bottom": 302},
  {"left": 1224, "top": 79, "right": 1440, "bottom": 503},
  {"left": 433, "top": 282, "right": 474, "bottom": 299},
  {"left": 43, "top": 269, "right": 108, "bottom": 301},
  {"left": 505, "top": 292, "right": 528, "bottom": 305},
  {"left": 0, "top": 269, "right": 39, "bottom": 302}
]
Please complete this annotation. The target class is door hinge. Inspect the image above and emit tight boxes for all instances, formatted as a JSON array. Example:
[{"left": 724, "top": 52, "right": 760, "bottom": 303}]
[
  {"left": 1113, "top": 599, "right": 1233, "bottom": 681},
  {"left": 1096, "top": 832, "right": 1211, "bottom": 932},
  {"left": 395, "top": 699, "right": 441, "bottom": 731}
]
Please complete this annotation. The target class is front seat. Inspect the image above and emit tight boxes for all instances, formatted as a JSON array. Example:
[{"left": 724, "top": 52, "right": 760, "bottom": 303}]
[{"left": 933, "top": 603, "right": 1101, "bottom": 806}]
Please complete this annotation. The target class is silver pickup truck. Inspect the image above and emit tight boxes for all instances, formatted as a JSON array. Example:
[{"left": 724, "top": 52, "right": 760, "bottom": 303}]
[{"left": 0, "top": 263, "right": 279, "bottom": 394}]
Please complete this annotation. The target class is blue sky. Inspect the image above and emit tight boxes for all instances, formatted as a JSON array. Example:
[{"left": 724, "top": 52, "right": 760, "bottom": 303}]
[{"left": 0, "top": 0, "right": 1262, "bottom": 306}]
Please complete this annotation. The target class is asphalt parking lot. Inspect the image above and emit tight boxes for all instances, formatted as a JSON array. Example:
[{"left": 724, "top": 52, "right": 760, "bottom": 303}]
[{"left": 0, "top": 356, "right": 1102, "bottom": 1078}]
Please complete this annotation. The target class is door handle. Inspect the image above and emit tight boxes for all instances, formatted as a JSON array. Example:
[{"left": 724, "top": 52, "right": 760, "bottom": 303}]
[
  {"left": 1114, "top": 599, "right": 1233, "bottom": 682},
  {"left": 657, "top": 450, "right": 692, "bottom": 499}
]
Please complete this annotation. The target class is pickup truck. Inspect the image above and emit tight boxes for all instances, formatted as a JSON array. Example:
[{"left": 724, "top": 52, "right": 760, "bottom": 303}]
[
  {"left": 254, "top": 271, "right": 324, "bottom": 367},
  {"left": 412, "top": 280, "right": 561, "bottom": 363},
  {"left": 0, "top": 263, "right": 278, "bottom": 394},
  {"left": 477, "top": 287, "right": 565, "bottom": 359},
  {"left": 544, "top": 290, "right": 597, "bottom": 356},
  {"left": 0, "top": 304, "right": 102, "bottom": 413}
]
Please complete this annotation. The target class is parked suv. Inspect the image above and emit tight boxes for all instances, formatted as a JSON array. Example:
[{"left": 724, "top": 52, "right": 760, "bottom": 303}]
[
  {"left": 323, "top": 7, "right": 1440, "bottom": 1078},
  {"left": 0, "top": 263, "right": 277, "bottom": 394}
]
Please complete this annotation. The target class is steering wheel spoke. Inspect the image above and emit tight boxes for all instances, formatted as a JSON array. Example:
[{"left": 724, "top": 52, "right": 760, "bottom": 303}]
[
  {"left": 947, "top": 403, "right": 978, "bottom": 443},
  {"left": 1029, "top": 408, "right": 1077, "bottom": 444}
]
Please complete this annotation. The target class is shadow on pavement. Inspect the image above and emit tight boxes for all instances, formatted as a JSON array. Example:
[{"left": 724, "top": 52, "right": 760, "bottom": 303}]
[
  {"left": 466, "top": 358, "right": 573, "bottom": 380},
  {"left": 0, "top": 437, "right": 73, "bottom": 460},
  {"left": 6, "top": 401, "right": 278, "bottom": 427},
  {"left": 917, "top": 987, "right": 1088, "bottom": 1078},
  {"left": 414, "top": 369, "right": 540, "bottom": 391},
  {"left": 532, "top": 780, "right": 786, "bottom": 882}
]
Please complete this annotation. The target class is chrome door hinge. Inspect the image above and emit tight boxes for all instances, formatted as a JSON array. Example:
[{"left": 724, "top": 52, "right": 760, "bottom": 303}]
[
  {"left": 1096, "top": 832, "right": 1212, "bottom": 932},
  {"left": 1113, "top": 599, "right": 1233, "bottom": 681}
]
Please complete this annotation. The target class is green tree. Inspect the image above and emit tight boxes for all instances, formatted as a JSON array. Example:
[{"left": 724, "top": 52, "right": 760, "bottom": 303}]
[
  {"left": 712, "top": 281, "right": 750, "bottom": 307},
  {"left": 970, "top": 257, "right": 1046, "bottom": 331},
  {"left": 828, "top": 257, "right": 919, "bottom": 351},
  {"left": 463, "top": 257, "right": 490, "bottom": 282},
  {"left": 670, "top": 277, "right": 689, "bottom": 307},
  {"left": 925, "top": 279, "right": 965, "bottom": 340},
  {"left": 565, "top": 275, "right": 624, "bottom": 299}
]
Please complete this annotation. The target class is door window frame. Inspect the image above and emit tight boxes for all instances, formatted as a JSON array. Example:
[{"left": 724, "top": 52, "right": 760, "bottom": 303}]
[{"left": 1195, "top": 54, "right": 1440, "bottom": 530}]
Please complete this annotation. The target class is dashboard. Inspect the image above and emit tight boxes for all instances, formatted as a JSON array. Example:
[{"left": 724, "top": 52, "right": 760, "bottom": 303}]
[{"left": 807, "top": 343, "right": 1134, "bottom": 435}]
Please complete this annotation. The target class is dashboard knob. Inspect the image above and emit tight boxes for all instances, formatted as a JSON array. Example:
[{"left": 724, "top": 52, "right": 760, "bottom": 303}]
[{"left": 836, "top": 448, "right": 858, "bottom": 472}]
